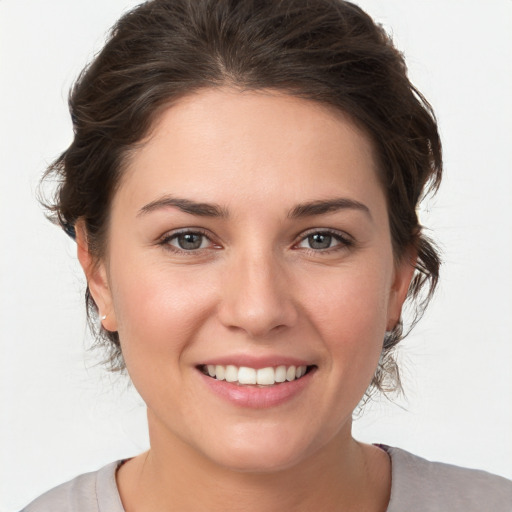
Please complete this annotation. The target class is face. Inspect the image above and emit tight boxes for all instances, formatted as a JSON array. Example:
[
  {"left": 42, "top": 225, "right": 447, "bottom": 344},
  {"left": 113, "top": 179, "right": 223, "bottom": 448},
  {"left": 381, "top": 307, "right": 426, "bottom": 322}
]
[{"left": 81, "top": 88, "right": 412, "bottom": 472}]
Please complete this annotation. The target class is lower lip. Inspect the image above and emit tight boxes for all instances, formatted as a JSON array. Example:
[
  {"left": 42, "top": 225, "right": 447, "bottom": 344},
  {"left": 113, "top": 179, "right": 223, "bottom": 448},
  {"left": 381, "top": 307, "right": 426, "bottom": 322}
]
[{"left": 198, "top": 369, "right": 314, "bottom": 409}]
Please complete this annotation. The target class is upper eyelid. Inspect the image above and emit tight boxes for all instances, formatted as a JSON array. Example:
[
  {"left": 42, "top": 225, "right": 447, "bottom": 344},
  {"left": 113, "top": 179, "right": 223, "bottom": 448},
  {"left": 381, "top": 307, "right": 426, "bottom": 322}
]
[
  {"left": 295, "top": 228, "right": 353, "bottom": 242},
  {"left": 160, "top": 227, "right": 214, "bottom": 242}
]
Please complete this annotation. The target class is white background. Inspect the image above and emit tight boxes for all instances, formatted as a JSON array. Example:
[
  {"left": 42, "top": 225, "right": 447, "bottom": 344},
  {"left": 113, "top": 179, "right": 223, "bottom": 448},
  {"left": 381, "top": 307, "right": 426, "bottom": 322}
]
[{"left": 1, "top": 1, "right": 511, "bottom": 510}]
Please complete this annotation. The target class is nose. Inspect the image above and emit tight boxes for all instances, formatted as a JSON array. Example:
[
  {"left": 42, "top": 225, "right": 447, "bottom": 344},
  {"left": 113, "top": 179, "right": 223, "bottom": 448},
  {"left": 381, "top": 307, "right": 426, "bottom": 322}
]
[{"left": 217, "top": 248, "right": 298, "bottom": 338}]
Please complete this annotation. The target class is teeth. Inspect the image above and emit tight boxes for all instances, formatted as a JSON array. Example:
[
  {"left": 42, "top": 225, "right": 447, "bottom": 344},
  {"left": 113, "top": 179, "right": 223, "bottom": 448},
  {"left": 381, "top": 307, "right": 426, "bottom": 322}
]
[
  {"left": 257, "top": 367, "right": 275, "bottom": 385},
  {"left": 275, "top": 365, "right": 287, "bottom": 383},
  {"left": 225, "top": 365, "right": 238, "bottom": 383},
  {"left": 238, "top": 367, "right": 257, "bottom": 385},
  {"left": 286, "top": 365, "right": 296, "bottom": 381},
  {"left": 215, "top": 365, "right": 225, "bottom": 381},
  {"left": 202, "top": 364, "right": 309, "bottom": 385}
]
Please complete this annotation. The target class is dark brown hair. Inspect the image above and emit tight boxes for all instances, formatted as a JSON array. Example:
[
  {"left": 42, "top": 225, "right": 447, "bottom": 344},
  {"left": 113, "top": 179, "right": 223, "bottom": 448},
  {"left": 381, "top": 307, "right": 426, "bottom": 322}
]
[{"left": 43, "top": 0, "right": 442, "bottom": 395}]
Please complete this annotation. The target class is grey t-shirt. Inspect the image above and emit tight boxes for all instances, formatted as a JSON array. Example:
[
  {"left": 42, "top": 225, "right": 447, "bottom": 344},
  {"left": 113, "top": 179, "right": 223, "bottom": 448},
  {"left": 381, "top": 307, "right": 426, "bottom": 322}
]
[{"left": 22, "top": 446, "right": 512, "bottom": 511}]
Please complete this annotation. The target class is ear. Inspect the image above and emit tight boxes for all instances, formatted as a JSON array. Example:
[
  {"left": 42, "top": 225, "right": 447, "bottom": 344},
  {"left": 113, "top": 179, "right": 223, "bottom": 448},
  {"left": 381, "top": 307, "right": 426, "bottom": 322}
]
[
  {"left": 75, "top": 220, "right": 118, "bottom": 332},
  {"left": 386, "top": 248, "right": 417, "bottom": 331}
]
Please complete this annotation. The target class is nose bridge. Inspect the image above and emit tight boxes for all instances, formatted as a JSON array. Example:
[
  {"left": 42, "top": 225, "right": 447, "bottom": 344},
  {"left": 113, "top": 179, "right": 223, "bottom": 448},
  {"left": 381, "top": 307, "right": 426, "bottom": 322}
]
[{"left": 218, "top": 243, "right": 297, "bottom": 337}]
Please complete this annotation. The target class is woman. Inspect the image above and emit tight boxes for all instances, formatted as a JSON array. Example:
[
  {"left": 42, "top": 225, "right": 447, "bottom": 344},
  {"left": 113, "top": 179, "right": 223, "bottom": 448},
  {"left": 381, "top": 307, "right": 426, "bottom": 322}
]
[{"left": 19, "top": 0, "right": 512, "bottom": 510}]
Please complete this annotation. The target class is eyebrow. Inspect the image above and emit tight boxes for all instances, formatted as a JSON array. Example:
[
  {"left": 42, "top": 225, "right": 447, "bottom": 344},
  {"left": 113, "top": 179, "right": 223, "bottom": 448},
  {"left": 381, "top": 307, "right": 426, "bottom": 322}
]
[
  {"left": 137, "top": 195, "right": 228, "bottom": 218},
  {"left": 288, "top": 198, "right": 372, "bottom": 219},
  {"left": 137, "top": 195, "right": 371, "bottom": 220}
]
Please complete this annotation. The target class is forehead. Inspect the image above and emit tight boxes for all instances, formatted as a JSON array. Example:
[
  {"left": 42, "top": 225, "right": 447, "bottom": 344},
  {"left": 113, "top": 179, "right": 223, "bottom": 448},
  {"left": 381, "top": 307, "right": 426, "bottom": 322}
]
[{"left": 116, "top": 87, "right": 384, "bottom": 216}]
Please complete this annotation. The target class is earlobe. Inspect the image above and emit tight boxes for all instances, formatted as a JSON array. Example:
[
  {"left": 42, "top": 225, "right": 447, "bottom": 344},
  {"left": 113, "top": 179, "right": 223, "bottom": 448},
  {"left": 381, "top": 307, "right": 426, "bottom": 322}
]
[
  {"left": 75, "top": 220, "right": 118, "bottom": 332},
  {"left": 386, "top": 250, "right": 416, "bottom": 331}
]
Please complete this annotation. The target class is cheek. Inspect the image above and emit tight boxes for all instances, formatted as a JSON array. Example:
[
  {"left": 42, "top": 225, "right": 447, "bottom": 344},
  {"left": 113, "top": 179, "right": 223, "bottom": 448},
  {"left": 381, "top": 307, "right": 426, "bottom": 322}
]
[
  {"left": 299, "top": 260, "right": 391, "bottom": 370},
  {"left": 107, "top": 260, "right": 222, "bottom": 423},
  {"left": 109, "top": 258, "right": 216, "bottom": 364}
]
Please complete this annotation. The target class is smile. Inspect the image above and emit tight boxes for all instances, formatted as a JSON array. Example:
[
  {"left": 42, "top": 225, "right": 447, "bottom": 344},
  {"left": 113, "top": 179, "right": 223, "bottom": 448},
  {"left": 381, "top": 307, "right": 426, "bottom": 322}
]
[{"left": 199, "top": 364, "right": 313, "bottom": 386}]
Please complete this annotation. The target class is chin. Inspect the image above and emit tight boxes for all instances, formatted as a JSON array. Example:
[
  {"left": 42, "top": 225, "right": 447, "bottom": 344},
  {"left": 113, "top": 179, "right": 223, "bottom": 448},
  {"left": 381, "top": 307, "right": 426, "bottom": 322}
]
[
  {"left": 209, "top": 447, "right": 306, "bottom": 474},
  {"left": 196, "top": 425, "right": 319, "bottom": 474}
]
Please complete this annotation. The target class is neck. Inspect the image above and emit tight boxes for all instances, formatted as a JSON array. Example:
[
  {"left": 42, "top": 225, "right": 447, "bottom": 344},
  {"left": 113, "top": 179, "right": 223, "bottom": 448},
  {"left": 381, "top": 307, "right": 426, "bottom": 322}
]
[{"left": 117, "top": 413, "right": 390, "bottom": 512}]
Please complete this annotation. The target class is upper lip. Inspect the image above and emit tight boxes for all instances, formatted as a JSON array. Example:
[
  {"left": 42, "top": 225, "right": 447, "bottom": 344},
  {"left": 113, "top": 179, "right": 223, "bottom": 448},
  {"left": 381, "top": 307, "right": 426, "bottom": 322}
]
[{"left": 197, "top": 355, "right": 315, "bottom": 369}]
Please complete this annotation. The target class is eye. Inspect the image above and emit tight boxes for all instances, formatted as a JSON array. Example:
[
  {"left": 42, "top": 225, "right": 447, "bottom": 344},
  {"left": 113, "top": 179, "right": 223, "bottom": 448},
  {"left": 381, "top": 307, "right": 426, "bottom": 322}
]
[
  {"left": 302, "top": 233, "right": 336, "bottom": 250},
  {"left": 296, "top": 230, "right": 353, "bottom": 252},
  {"left": 162, "top": 231, "right": 213, "bottom": 251}
]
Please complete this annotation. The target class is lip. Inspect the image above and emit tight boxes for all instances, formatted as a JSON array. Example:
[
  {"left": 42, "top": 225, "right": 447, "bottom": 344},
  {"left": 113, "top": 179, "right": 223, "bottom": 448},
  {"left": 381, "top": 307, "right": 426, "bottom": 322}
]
[{"left": 198, "top": 366, "right": 316, "bottom": 409}]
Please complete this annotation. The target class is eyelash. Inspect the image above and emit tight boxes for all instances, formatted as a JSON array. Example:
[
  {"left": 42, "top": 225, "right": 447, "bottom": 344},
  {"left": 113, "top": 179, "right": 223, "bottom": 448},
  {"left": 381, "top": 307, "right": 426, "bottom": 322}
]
[
  {"left": 294, "top": 229, "right": 354, "bottom": 254},
  {"left": 158, "top": 229, "right": 218, "bottom": 255},
  {"left": 158, "top": 228, "right": 354, "bottom": 255}
]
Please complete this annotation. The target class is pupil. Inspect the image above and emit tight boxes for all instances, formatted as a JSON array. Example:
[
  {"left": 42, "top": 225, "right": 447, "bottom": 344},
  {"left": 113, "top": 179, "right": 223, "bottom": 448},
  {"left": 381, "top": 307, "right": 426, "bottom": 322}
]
[
  {"left": 178, "top": 233, "right": 202, "bottom": 250},
  {"left": 309, "top": 233, "right": 331, "bottom": 249}
]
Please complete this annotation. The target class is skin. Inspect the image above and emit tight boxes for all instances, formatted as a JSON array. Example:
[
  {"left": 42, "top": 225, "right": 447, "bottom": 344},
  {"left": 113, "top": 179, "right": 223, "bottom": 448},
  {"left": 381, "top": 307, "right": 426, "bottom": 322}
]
[{"left": 77, "top": 88, "right": 415, "bottom": 511}]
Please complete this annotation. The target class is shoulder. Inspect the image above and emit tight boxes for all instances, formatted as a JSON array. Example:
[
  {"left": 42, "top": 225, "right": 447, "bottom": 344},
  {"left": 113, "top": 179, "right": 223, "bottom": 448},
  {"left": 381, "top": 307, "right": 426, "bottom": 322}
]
[
  {"left": 21, "top": 461, "right": 124, "bottom": 512},
  {"left": 385, "top": 446, "right": 512, "bottom": 512}
]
